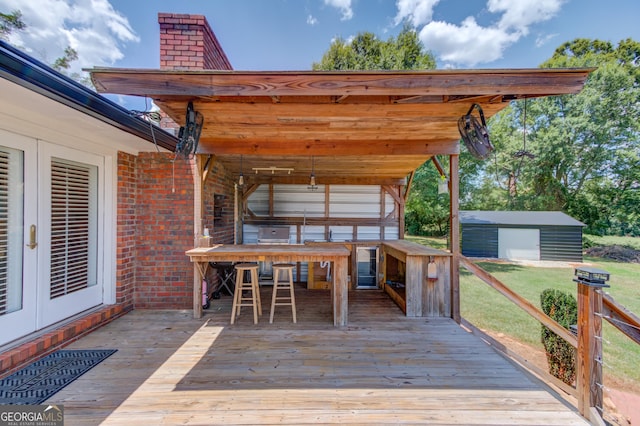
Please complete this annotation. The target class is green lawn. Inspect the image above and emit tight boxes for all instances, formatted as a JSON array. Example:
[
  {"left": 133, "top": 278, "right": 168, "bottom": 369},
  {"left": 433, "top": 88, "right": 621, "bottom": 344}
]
[{"left": 406, "top": 234, "right": 640, "bottom": 391}]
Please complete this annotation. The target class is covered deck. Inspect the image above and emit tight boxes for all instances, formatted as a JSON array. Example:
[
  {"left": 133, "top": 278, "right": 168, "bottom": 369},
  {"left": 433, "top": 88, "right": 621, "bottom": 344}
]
[{"left": 50, "top": 288, "right": 586, "bottom": 425}]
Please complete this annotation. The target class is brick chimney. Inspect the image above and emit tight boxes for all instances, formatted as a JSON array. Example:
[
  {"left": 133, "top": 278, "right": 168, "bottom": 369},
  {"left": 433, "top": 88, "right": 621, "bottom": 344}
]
[{"left": 158, "top": 13, "right": 232, "bottom": 70}]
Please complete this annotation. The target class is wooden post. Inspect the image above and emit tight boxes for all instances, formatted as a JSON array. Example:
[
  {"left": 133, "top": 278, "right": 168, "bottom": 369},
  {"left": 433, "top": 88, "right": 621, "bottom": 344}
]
[
  {"left": 449, "top": 154, "right": 460, "bottom": 323},
  {"left": 576, "top": 282, "right": 604, "bottom": 420},
  {"left": 192, "top": 156, "right": 204, "bottom": 319},
  {"left": 333, "top": 256, "right": 349, "bottom": 326}
]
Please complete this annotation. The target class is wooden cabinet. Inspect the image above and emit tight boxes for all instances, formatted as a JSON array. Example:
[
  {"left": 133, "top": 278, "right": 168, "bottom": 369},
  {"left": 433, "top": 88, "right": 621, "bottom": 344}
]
[
  {"left": 382, "top": 240, "right": 452, "bottom": 318},
  {"left": 307, "top": 262, "right": 332, "bottom": 290}
]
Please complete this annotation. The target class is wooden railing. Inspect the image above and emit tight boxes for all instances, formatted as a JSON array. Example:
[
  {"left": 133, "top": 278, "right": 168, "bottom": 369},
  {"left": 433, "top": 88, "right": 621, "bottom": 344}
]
[
  {"left": 459, "top": 255, "right": 640, "bottom": 425},
  {"left": 603, "top": 294, "right": 640, "bottom": 345}
]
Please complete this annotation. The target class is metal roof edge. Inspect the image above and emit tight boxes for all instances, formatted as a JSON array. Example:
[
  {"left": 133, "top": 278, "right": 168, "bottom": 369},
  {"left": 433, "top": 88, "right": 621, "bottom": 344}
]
[
  {"left": 459, "top": 210, "right": 586, "bottom": 227},
  {"left": 0, "top": 40, "right": 178, "bottom": 151}
]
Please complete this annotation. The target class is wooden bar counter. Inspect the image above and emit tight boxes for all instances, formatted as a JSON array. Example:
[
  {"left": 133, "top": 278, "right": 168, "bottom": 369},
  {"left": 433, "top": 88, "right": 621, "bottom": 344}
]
[
  {"left": 185, "top": 244, "right": 351, "bottom": 326},
  {"left": 382, "top": 240, "right": 452, "bottom": 318}
]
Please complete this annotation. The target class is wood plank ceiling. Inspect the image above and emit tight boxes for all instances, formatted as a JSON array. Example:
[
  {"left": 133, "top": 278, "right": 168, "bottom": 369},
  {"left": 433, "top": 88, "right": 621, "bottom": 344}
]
[{"left": 90, "top": 68, "right": 592, "bottom": 185}]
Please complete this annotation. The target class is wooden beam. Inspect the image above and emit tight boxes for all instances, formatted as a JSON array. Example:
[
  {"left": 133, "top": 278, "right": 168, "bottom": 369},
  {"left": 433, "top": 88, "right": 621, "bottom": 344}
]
[
  {"left": 404, "top": 171, "right": 415, "bottom": 203},
  {"left": 201, "top": 154, "right": 213, "bottom": 184},
  {"left": 235, "top": 176, "right": 408, "bottom": 186},
  {"left": 244, "top": 217, "right": 399, "bottom": 227},
  {"left": 603, "top": 293, "right": 640, "bottom": 345},
  {"left": 382, "top": 185, "right": 403, "bottom": 206},
  {"left": 268, "top": 183, "right": 274, "bottom": 217},
  {"left": 192, "top": 156, "right": 204, "bottom": 319},
  {"left": 90, "top": 68, "right": 593, "bottom": 98},
  {"left": 196, "top": 139, "right": 461, "bottom": 156},
  {"left": 449, "top": 154, "right": 460, "bottom": 323}
]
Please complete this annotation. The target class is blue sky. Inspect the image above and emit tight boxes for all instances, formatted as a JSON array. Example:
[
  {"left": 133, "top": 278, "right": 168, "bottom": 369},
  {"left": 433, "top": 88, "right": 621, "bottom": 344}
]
[{"left": 2, "top": 0, "right": 640, "bottom": 109}]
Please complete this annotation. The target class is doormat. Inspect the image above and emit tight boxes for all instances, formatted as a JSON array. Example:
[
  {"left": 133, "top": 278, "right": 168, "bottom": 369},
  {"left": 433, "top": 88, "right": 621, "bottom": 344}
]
[{"left": 0, "top": 349, "right": 117, "bottom": 405}]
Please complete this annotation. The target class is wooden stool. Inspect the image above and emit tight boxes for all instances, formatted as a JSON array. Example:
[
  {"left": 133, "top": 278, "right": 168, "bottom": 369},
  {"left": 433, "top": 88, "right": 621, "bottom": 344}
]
[
  {"left": 231, "top": 263, "right": 262, "bottom": 324},
  {"left": 270, "top": 263, "right": 297, "bottom": 323}
]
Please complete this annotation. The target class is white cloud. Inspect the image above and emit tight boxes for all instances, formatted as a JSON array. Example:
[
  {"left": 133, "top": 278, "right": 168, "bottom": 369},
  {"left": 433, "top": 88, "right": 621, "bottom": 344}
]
[
  {"left": 324, "top": 0, "right": 353, "bottom": 21},
  {"left": 395, "top": 0, "right": 566, "bottom": 67},
  {"left": 0, "top": 0, "right": 138, "bottom": 75},
  {"left": 420, "top": 17, "right": 518, "bottom": 66},
  {"left": 488, "top": 0, "right": 566, "bottom": 35},
  {"left": 535, "top": 32, "right": 558, "bottom": 48},
  {"left": 394, "top": 0, "right": 441, "bottom": 27},
  {"left": 307, "top": 14, "right": 319, "bottom": 26}
]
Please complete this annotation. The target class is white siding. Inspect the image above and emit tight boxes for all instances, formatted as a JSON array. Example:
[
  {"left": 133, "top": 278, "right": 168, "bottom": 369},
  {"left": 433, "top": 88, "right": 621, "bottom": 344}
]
[
  {"left": 244, "top": 184, "right": 400, "bottom": 246},
  {"left": 330, "top": 186, "right": 381, "bottom": 218}
]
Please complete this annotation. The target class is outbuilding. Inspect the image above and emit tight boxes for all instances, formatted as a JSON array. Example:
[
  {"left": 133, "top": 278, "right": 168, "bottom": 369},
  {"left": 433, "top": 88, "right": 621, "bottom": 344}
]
[{"left": 460, "top": 211, "right": 585, "bottom": 262}]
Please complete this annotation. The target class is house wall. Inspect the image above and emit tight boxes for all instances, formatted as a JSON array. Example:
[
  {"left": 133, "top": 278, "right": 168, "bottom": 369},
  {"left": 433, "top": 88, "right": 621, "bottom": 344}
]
[
  {"left": 203, "top": 160, "right": 235, "bottom": 244},
  {"left": 134, "top": 153, "right": 195, "bottom": 309},
  {"left": 116, "top": 152, "right": 137, "bottom": 308}
]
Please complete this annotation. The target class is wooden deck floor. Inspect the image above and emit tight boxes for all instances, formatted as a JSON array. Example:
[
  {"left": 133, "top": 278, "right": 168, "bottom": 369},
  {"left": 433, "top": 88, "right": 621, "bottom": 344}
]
[{"left": 51, "top": 286, "right": 588, "bottom": 425}]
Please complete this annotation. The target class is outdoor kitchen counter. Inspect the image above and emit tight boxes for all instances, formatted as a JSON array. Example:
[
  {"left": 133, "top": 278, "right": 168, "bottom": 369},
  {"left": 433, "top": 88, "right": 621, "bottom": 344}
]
[
  {"left": 185, "top": 244, "right": 351, "bottom": 326},
  {"left": 381, "top": 240, "right": 452, "bottom": 318}
]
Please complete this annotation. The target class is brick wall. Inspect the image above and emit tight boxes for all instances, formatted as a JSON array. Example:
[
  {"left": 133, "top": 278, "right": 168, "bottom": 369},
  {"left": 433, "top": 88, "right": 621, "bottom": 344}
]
[
  {"left": 116, "top": 152, "right": 136, "bottom": 308},
  {"left": 134, "top": 153, "right": 195, "bottom": 309},
  {"left": 203, "top": 160, "right": 235, "bottom": 244},
  {"left": 158, "top": 13, "right": 232, "bottom": 70}
]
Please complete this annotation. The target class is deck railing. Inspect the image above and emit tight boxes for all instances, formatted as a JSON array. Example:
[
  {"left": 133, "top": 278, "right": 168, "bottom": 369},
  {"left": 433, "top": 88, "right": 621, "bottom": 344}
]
[{"left": 459, "top": 255, "right": 640, "bottom": 425}]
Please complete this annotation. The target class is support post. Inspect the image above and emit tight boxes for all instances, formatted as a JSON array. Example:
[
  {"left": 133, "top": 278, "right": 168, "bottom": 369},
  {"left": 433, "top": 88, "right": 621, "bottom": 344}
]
[
  {"left": 576, "top": 284, "right": 604, "bottom": 419},
  {"left": 574, "top": 267, "right": 609, "bottom": 421},
  {"left": 192, "top": 156, "right": 204, "bottom": 318},
  {"left": 449, "top": 154, "right": 460, "bottom": 322}
]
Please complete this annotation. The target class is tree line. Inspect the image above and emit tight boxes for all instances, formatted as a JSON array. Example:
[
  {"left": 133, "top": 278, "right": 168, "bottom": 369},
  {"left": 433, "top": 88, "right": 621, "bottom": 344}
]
[{"left": 315, "top": 29, "right": 640, "bottom": 237}]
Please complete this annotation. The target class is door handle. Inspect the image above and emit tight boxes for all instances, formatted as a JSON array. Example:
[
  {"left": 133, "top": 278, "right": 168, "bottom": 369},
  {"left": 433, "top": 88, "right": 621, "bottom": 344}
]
[{"left": 26, "top": 224, "right": 37, "bottom": 249}]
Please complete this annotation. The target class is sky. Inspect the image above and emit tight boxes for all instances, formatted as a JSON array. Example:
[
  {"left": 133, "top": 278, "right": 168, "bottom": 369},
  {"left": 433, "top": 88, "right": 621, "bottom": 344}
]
[{"left": 2, "top": 0, "right": 640, "bottom": 110}]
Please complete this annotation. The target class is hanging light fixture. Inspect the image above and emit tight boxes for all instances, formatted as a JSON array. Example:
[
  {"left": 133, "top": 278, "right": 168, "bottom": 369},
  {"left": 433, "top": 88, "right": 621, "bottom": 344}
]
[
  {"left": 308, "top": 156, "right": 318, "bottom": 191},
  {"left": 238, "top": 155, "right": 244, "bottom": 186}
]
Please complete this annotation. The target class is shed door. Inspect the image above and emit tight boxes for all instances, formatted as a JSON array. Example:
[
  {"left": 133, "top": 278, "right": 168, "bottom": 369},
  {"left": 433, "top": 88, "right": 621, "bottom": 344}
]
[{"left": 498, "top": 228, "right": 540, "bottom": 260}]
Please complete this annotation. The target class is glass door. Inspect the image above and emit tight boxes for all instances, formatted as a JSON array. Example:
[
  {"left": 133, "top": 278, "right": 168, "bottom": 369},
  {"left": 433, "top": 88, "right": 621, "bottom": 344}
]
[
  {"left": 356, "top": 246, "right": 379, "bottom": 288},
  {"left": 37, "top": 142, "right": 104, "bottom": 327},
  {"left": 0, "top": 131, "right": 38, "bottom": 345}
]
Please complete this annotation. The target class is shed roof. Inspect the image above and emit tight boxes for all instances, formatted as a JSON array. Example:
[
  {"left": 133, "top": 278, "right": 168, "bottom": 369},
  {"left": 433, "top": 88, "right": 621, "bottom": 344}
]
[{"left": 460, "top": 211, "right": 586, "bottom": 227}]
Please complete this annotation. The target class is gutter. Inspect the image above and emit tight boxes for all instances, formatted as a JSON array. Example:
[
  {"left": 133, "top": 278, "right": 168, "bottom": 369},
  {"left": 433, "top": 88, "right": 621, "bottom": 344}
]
[{"left": 0, "top": 40, "right": 177, "bottom": 151}]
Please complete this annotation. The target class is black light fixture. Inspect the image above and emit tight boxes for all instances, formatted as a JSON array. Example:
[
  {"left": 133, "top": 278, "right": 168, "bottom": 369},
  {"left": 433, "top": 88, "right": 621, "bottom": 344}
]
[
  {"left": 238, "top": 155, "right": 244, "bottom": 187},
  {"left": 308, "top": 156, "right": 318, "bottom": 191},
  {"left": 176, "top": 101, "right": 203, "bottom": 158}
]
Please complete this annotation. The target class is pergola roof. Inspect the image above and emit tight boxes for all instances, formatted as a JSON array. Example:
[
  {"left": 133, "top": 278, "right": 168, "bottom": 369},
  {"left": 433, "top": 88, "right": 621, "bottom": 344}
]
[{"left": 90, "top": 67, "right": 592, "bottom": 185}]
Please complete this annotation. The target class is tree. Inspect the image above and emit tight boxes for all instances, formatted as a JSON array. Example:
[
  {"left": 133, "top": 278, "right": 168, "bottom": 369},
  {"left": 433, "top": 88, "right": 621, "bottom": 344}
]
[
  {"left": 313, "top": 24, "right": 435, "bottom": 71},
  {"left": 313, "top": 25, "right": 441, "bottom": 235},
  {"left": 0, "top": 10, "right": 24, "bottom": 41},
  {"left": 1, "top": 8, "right": 89, "bottom": 86},
  {"left": 465, "top": 38, "right": 640, "bottom": 236}
]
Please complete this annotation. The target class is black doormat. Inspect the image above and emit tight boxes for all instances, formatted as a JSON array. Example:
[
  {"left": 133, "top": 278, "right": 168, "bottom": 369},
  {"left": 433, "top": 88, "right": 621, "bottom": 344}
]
[{"left": 0, "top": 349, "right": 117, "bottom": 405}]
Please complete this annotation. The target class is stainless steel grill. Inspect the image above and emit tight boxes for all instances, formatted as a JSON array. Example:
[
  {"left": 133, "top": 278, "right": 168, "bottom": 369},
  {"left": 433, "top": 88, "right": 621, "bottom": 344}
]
[
  {"left": 257, "top": 226, "right": 291, "bottom": 245},
  {"left": 256, "top": 226, "right": 291, "bottom": 283}
]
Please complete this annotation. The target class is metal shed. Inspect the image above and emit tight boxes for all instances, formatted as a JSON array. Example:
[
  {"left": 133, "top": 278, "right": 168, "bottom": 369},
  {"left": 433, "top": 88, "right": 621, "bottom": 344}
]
[{"left": 460, "top": 211, "right": 585, "bottom": 262}]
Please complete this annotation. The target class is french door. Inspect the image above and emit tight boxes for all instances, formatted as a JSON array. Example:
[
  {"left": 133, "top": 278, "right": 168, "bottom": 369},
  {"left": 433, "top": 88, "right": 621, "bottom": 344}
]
[{"left": 0, "top": 131, "right": 104, "bottom": 345}]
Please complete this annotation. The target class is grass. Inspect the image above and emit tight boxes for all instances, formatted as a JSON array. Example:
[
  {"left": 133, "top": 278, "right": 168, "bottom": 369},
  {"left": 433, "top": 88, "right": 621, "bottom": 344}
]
[
  {"left": 586, "top": 234, "right": 640, "bottom": 250},
  {"left": 406, "top": 234, "right": 640, "bottom": 392}
]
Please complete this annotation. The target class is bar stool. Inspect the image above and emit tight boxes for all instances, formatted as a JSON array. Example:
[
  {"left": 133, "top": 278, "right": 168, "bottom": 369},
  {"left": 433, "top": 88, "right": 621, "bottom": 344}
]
[
  {"left": 270, "top": 263, "right": 297, "bottom": 323},
  {"left": 230, "top": 263, "right": 262, "bottom": 324}
]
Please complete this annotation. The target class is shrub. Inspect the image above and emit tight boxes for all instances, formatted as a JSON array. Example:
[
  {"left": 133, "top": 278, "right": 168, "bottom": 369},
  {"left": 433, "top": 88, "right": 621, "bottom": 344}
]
[{"left": 540, "top": 288, "right": 577, "bottom": 385}]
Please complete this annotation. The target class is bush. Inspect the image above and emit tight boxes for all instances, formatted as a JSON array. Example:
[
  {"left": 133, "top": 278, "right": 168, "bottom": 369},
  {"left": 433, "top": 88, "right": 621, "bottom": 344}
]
[{"left": 540, "top": 288, "right": 577, "bottom": 385}]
